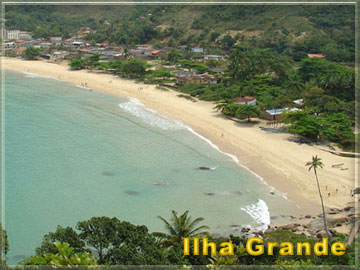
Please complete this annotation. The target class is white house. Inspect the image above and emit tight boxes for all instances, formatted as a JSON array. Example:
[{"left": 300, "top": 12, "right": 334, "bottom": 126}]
[{"left": 232, "top": 96, "right": 257, "bottom": 105}]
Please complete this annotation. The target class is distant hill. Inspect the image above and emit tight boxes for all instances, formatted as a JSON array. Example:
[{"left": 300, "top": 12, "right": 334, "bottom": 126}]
[{"left": 4, "top": 4, "right": 355, "bottom": 62}]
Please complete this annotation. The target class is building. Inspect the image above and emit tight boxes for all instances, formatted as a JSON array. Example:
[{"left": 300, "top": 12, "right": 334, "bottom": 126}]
[
  {"left": 204, "top": 55, "right": 224, "bottom": 61},
  {"left": 5, "top": 42, "right": 16, "bottom": 49},
  {"left": 50, "top": 37, "right": 62, "bottom": 46},
  {"left": 307, "top": 54, "right": 326, "bottom": 59},
  {"left": 191, "top": 48, "right": 204, "bottom": 53},
  {"left": 293, "top": 99, "right": 304, "bottom": 106},
  {"left": 262, "top": 108, "right": 299, "bottom": 121},
  {"left": 18, "top": 31, "right": 32, "bottom": 40},
  {"left": 5, "top": 30, "right": 20, "bottom": 40},
  {"left": 232, "top": 96, "right": 257, "bottom": 105}
]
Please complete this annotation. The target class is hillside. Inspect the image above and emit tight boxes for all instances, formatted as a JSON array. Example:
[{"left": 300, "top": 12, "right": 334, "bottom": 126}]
[{"left": 4, "top": 4, "right": 355, "bottom": 62}]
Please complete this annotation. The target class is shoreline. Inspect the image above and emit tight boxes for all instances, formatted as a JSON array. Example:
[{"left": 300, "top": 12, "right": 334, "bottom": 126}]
[{"left": 2, "top": 57, "right": 357, "bottom": 219}]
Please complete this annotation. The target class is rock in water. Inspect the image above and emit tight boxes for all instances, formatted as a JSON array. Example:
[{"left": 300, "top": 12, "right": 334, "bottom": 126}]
[
  {"left": 102, "top": 171, "right": 115, "bottom": 176},
  {"left": 152, "top": 181, "right": 167, "bottom": 186},
  {"left": 197, "top": 166, "right": 211, "bottom": 170},
  {"left": 124, "top": 190, "right": 138, "bottom": 195}
]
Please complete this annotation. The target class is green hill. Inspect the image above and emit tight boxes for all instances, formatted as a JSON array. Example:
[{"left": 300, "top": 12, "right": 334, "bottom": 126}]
[{"left": 4, "top": 5, "right": 355, "bottom": 62}]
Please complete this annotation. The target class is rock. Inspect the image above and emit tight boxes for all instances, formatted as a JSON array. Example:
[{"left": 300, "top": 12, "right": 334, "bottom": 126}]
[
  {"left": 204, "top": 192, "right": 215, "bottom": 196},
  {"left": 230, "top": 224, "right": 241, "bottom": 227},
  {"left": 305, "top": 215, "right": 312, "bottom": 219},
  {"left": 152, "top": 181, "right": 167, "bottom": 186},
  {"left": 233, "top": 191, "right": 242, "bottom": 195},
  {"left": 197, "top": 166, "right": 211, "bottom": 170},
  {"left": 102, "top": 171, "right": 115, "bottom": 176},
  {"left": 270, "top": 191, "right": 275, "bottom": 195},
  {"left": 124, "top": 190, "right": 138, "bottom": 195},
  {"left": 241, "top": 227, "right": 251, "bottom": 233},
  {"left": 316, "top": 231, "right": 328, "bottom": 239},
  {"left": 353, "top": 187, "right": 360, "bottom": 194}
]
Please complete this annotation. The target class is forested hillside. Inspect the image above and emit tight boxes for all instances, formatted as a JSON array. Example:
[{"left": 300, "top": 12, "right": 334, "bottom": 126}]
[{"left": 4, "top": 5, "right": 355, "bottom": 62}]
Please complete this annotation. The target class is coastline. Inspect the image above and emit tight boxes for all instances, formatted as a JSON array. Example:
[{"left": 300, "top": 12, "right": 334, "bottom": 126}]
[{"left": 2, "top": 57, "right": 356, "bottom": 218}]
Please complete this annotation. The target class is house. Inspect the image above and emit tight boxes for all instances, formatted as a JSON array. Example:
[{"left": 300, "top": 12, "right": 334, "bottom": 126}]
[
  {"left": 18, "top": 31, "right": 32, "bottom": 40},
  {"left": 307, "top": 54, "right": 326, "bottom": 59},
  {"left": 135, "top": 44, "right": 153, "bottom": 51},
  {"left": 191, "top": 48, "right": 204, "bottom": 53},
  {"left": 5, "top": 42, "right": 16, "bottom": 49},
  {"left": 262, "top": 107, "right": 299, "bottom": 121},
  {"left": 211, "top": 67, "right": 223, "bottom": 74},
  {"left": 51, "top": 51, "right": 70, "bottom": 60},
  {"left": 293, "top": 99, "right": 304, "bottom": 106},
  {"left": 113, "top": 53, "right": 127, "bottom": 60},
  {"left": 14, "top": 47, "right": 26, "bottom": 55},
  {"left": 50, "top": 37, "right": 62, "bottom": 46},
  {"left": 39, "top": 42, "right": 52, "bottom": 49},
  {"left": 146, "top": 49, "right": 167, "bottom": 58},
  {"left": 232, "top": 96, "right": 257, "bottom": 105},
  {"left": 174, "top": 71, "right": 218, "bottom": 86},
  {"left": 204, "top": 55, "right": 224, "bottom": 61},
  {"left": 129, "top": 49, "right": 146, "bottom": 59},
  {"left": 64, "top": 38, "right": 74, "bottom": 47}
]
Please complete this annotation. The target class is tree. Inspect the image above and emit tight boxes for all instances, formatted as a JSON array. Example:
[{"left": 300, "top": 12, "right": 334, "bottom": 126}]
[
  {"left": 22, "top": 46, "right": 40, "bottom": 60},
  {"left": 235, "top": 105, "right": 262, "bottom": 122},
  {"left": 121, "top": 60, "right": 146, "bottom": 78},
  {"left": 85, "top": 53, "right": 100, "bottom": 68},
  {"left": 36, "top": 226, "right": 86, "bottom": 255},
  {"left": 282, "top": 110, "right": 321, "bottom": 140},
  {"left": 322, "top": 113, "right": 354, "bottom": 147},
  {"left": 305, "top": 156, "right": 330, "bottom": 239},
  {"left": 22, "top": 242, "right": 97, "bottom": 266},
  {"left": 153, "top": 210, "right": 209, "bottom": 247},
  {"left": 0, "top": 224, "right": 9, "bottom": 266},
  {"left": 69, "top": 58, "right": 85, "bottom": 70},
  {"left": 76, "top": 216, "right": 169, "bottom": 265},
  {"left": 76, "top": 216, "right": 117, "bottom": 264}
]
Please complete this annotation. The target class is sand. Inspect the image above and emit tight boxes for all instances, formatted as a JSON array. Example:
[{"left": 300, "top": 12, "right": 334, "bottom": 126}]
[{"left": 2, "top": 57, "right": 357, "bottom": 216}]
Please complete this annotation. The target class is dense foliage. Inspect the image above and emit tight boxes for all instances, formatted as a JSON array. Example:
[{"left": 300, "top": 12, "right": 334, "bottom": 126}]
[
  {"left": 22, "top": 46, "right": 41, "bottom": 60},
  {"left": 5, "top": 5, "right": 355, "bottom": 63},
  {"left": 7, "top": 214, "right": 358, "bottom": 267}
]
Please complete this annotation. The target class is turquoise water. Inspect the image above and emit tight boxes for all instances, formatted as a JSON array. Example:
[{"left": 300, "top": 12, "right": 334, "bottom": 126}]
[{"left": 4, "top": 71, "right": 295, "bottom": 265}]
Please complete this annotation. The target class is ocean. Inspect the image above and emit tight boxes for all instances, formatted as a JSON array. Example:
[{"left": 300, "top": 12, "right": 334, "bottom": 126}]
[{"left": 4, "top": 70, "right": 296, "bottom": 265}]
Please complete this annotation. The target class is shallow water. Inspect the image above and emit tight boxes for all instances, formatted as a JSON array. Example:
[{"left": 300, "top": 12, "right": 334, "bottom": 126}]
[{"left": 4, "top": 71, "right": 297, "bottom": 265}]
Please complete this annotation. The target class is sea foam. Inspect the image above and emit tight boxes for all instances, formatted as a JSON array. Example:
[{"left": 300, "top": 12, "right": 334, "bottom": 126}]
[
  {"left": 241, "top": 199, "right": 271, "bottom": 231},
  {"left": 118, "top": 98, "right": 184, "bottom": 131}
]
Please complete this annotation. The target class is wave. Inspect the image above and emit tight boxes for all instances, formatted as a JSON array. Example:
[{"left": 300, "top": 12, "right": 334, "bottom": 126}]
[
  {"left": 118, "top": 98, "right": 184, "bottom": 131},
  {"left": 76, "top": 84, "right": 91, "bottom": 90},
  {"left": 241, "top": 199, "right": 270, "bottom": 231},
  {"left": 21, "top": 71, "right": 58, "bottom": 80}
]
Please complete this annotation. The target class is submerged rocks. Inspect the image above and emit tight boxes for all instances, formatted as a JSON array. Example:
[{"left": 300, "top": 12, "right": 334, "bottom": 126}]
[
  {"left": 197, "top": 166, "right": 211, "bottom": 170},
  {"left": 204, "top": 192, "right": 215, "bottom": 196},
  {"left": 102, "top": 171, "right": 115, "bottom": 176},
  {"left": 124, "top": 190, "right": 138, "bottom": 195}
]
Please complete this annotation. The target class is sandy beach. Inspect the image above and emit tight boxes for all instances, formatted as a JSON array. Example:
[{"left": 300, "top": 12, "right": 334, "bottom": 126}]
[{"left": 2, "top": 57, "right": 357, "bottom": 216}]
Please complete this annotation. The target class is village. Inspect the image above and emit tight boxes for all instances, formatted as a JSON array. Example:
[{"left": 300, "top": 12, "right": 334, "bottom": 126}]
[{"left": 3, "top": 27, "right": 333, "bottom": 123}]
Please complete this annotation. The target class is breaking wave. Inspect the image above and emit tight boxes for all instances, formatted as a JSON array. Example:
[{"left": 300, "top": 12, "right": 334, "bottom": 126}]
[
  {"left": 241, "top": 199, "right": 271, "bottom": 231},
  {"left": 118, "top": 98, "right": 184, "bottom": 130}
]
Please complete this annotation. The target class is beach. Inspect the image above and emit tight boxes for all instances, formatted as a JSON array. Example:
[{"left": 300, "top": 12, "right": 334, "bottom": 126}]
[{"left": 2, "top": 57, "right": 356, "bottom": 215}]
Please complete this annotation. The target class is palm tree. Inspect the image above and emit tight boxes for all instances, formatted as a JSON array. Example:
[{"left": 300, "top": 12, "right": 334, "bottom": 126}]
[
  {"left": 153, "top": 210, "right": 209, "bottom": 247},
  {"left": 306, "top": 155, "right": 330, "bottom": 238}
]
